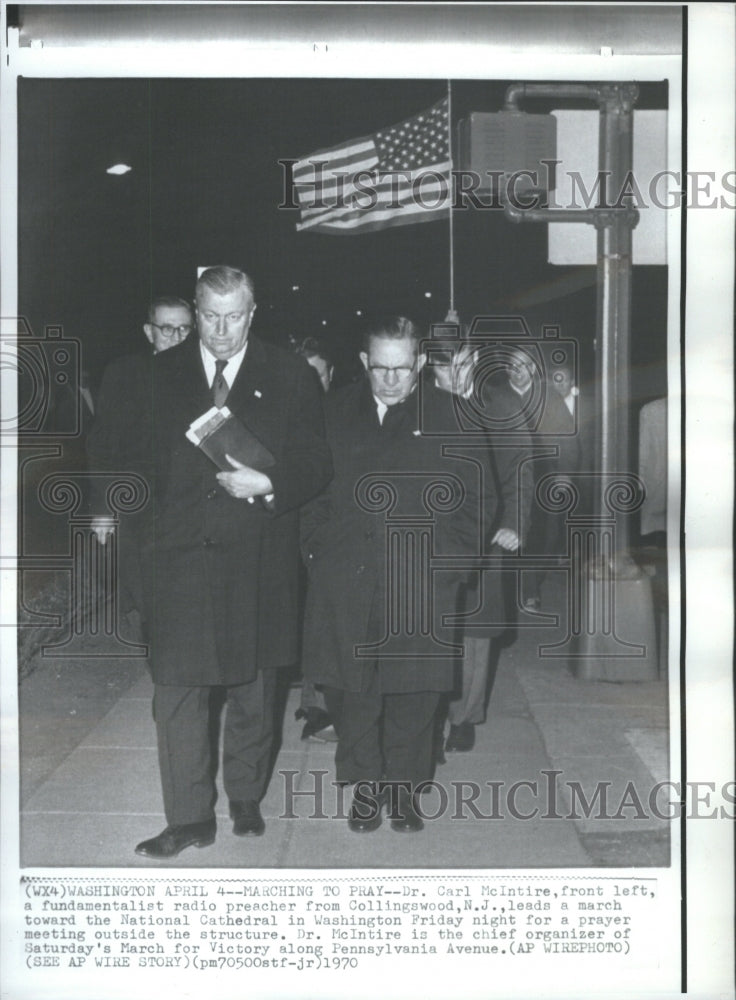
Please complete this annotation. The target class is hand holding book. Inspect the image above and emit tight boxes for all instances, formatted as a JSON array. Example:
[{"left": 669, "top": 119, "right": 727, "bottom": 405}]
[
  {"left": 217, "top": 454, "right": 274, "bottom": 503},
  {"left": 186, "top": 406, "right": 277, "bottom": 506},
  {"left": 185, "top": 406, "right": 276, "bottom": 473}
]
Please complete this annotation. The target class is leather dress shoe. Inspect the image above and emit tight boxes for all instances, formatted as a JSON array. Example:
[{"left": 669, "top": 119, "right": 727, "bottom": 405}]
[
  {"left": 135, "top": 820, "right": 216, "bottom": 859},
  {"left": 296, "top": 707, "right": 337, "bottom": 742},
  {"left": 389, "top": 788, "right": 424, "bottom": 833},
  {"left": 347, "top": 782, "right": 386, "bottom": 833},
  {"left": 445, "top": 722, "right": 475, "bottom": 753},
  {"left": 230, "top": 800, "right": 265, "bottom": 837}
]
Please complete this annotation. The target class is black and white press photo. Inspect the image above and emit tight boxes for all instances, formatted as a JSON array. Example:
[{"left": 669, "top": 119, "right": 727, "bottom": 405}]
[{"left": 1, "top": 5, "right": 733, "bottom": 1000}]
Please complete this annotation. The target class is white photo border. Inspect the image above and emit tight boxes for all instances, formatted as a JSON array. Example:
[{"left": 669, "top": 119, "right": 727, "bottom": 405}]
[{"left": 1, "top": 4, "right": 733, "bottom": 999}]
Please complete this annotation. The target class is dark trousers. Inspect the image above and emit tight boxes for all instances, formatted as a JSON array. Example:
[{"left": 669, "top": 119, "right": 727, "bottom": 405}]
[
  {"left": 448, "top": 635, "right": 491, "bottom": 726},
  {"left": 323, "top": 671, "right": 439, "bottom": 788},
  {"left": 153, "top": 670, "right": 276, "bottom": 827},
  {"left": 523, "top": 500, "right": 566, "bottom": 602}
]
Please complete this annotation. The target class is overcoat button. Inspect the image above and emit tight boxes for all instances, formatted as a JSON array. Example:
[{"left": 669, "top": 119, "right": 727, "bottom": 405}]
[
  {"left": 356, "top": 565, "right": 365, "bottom": 574},
  {"left": 203, "top": 537, "right": 214, "bottom": 547}
]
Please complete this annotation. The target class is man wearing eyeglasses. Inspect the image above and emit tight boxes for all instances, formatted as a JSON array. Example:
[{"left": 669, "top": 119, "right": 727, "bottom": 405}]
[
  {"left": 300, "top": 317, "right": 482, "bottom": 835},
  {"left": 90, "top": 295, "right": 194, "bottom": 451},
  {"left": 143, "top": 296, "right": 194, "bottom": 353},
  {"left": 84, "top": 296, "right": 194, "bottom": 622},
  {"left": 427, "top": 337, "right": 536, "bottom": 756}
]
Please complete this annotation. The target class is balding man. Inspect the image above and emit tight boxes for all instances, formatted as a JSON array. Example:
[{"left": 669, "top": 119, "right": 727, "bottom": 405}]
[{"left": 88, "top": 266, "right": 331, "bottom": 859}]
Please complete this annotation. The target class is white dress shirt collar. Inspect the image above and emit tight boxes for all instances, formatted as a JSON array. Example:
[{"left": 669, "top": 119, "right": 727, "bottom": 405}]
[
  {"left": 373, "top": 396, "right": 388, "bottom": 425},
  {"left": 373, "top": 386, "right": 417, "bottom": 425},
  {"left": 509, "top": 380, "right": 532, "bottom": 398},
  {"left": 200, "top": 339, "right": 248, "bottom": 388}
]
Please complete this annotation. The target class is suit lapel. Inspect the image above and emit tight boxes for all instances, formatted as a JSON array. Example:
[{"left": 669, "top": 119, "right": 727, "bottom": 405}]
[
  {"left": 169, "top": 336, "right": 263, "bottom": 419},
  {"left": 357, "top": 377, "right": 381, "bottom": 431},
  {"left": 228, "top": 336, "right": 267, "bottom": 405},
  {"left": 224, "top": 337, "right": 281, "bottom": 448}
]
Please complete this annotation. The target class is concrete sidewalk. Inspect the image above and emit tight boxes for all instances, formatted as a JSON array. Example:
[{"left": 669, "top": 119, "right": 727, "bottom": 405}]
[{"left": 20, "top": 576, "right": 670, "bottom": 869}]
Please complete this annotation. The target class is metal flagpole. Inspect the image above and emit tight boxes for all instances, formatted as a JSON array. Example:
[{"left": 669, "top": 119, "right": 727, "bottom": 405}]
[{"left": 445, "top": 79, "right": 459, "bottom": 324}]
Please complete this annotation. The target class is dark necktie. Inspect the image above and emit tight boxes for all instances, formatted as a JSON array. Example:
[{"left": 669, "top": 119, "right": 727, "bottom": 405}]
[
  {"left": 212, "top": 359, "right": 229, "bottom": 408},
  {"left": 381, "top": 401, "right": 408, "bottom": 432}
]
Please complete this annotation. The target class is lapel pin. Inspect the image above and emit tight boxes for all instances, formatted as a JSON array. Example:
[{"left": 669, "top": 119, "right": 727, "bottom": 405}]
[
  {"left": 412, "top": 429, "right": 421, "bottom": 437},
  {"left": 254, "top": 390, "right": 262, "bottom": 398}
]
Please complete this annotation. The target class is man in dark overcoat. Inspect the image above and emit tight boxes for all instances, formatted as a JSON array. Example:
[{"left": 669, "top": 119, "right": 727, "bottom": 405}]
[
  {"left": 428, "top": 338, "right": 532, "bottom": 753},
  {"left": 89, "top": 295, "right": 194, "bottom": 619},
  {"left": 300, "top": 317, "right": 488, "bottom": 834},
  {"left": 504, "top": 346, "right": 581, "bottom": 610},
  {"left": 88, "top": 266, "right": 331, "bottom": 858}
]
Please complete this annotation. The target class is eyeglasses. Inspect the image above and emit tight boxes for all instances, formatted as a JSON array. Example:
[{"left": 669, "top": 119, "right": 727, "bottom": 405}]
[
  {"left": 368, "top": 362, "right": 416, "bottom": 379},
  {"left": 151, "top": 323, "right": 192, "bottom": 338}
]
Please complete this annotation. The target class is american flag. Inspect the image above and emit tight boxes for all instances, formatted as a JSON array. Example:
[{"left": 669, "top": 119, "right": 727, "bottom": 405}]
[{"left": 292, "top": 98, "right": 451, "bottom": 235}]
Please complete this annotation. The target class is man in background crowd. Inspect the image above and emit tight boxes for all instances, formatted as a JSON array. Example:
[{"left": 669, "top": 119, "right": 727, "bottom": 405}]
[
  {"left": 291, "top": 336, "right": 337, "bottom": 742},
  {"left": 87, "top": 295, "right": 194, "bottom": 621},
  {"left": 638, "top": 396, "right": 667, "bottom": 668},
  {"left": 293, "top": 335, "right": 334, "bottom": 393},
  {"left": 505, "top": 346, "right": 580, "bottom": 612},
  {"left": 430, "top": 337, "right": 531, "bottom": 753},
  {"left": 550, "top": 364, "right": 577, "bottom": 417},
  {"left": 143, "top": 295, "right": 193, "bottom": 354},
  {"left": 638, "top": 397, "right": 666, "bottom": 546}
]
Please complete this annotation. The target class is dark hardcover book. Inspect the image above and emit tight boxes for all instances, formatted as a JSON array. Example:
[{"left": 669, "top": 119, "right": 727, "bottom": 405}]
[{"left": 186, "top": 406, "right": 275, "bottom": 472}]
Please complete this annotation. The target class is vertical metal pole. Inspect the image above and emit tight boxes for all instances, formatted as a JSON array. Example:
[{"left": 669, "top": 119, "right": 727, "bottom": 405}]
[
  {"left": 447, "top": 80, "right": 456, "bottom": 320},
  {"left": 596, "top": 84, "right": 638, "bottom": 557},
  {"left": 501, "top": 80, "right": 656, "bottom": 678}
]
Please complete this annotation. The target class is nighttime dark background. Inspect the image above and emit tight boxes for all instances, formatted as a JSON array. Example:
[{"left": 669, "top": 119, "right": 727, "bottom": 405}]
[{"left": 18, "top": 76, "right": 668, "bottom": 395}]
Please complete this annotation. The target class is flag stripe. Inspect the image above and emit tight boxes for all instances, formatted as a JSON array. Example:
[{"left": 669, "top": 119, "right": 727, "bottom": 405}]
[
  {"left": 294, "top": 166, "right": 379, "bottom": 211},
  {"left": 296, "top": 193, "right": 452, "bottom": 232},
  {"left": 296, "top": 160, "right": 452, "bottom": 221},
  {"left": 297, "top": 189, "right": 451, "bottom": 229},
  {"left": 296, "top": 161, "right": 449, "bottom": 195},
  {"left": 292, "top": 138, "right": 376, "bottom": 178},
  {"left": 297, "top": 205, "right": 448, "bottom": 235},
  {"left": 292, "top": 97, "right": 450, "bottom": 235},
  {"left": 298, "top": 170, "right": 453, "bottom": 219}
]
